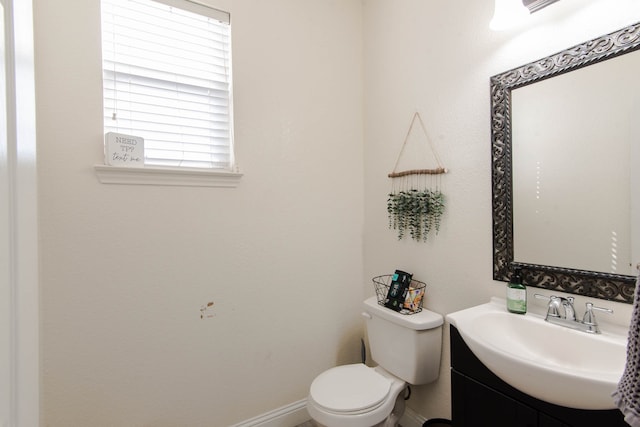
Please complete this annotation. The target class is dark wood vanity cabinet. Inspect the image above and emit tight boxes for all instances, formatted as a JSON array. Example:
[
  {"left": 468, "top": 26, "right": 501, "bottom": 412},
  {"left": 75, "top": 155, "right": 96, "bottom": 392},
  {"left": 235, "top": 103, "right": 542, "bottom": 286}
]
[{"left": 450, "top": 325, "right": 627, "bottom": 427}]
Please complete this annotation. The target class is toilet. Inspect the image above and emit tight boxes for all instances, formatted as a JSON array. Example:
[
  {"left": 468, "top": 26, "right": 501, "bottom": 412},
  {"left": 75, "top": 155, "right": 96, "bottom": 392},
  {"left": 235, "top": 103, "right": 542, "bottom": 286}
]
[{"left": 307, "top": 295, "right": 444, "bottom": 427}]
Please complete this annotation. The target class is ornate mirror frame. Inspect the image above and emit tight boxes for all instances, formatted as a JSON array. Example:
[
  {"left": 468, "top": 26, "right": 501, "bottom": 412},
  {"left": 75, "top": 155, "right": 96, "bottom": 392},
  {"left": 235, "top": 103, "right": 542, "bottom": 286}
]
[{"left": 491, "top": 22, "right": 640, "bottom": 304}]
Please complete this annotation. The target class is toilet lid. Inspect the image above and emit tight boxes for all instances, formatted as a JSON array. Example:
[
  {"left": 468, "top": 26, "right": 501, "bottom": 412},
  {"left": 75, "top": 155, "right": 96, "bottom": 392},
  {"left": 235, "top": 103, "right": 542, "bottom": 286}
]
[{"left": 310, "top": 364, "right": 392, "bottom": 413}]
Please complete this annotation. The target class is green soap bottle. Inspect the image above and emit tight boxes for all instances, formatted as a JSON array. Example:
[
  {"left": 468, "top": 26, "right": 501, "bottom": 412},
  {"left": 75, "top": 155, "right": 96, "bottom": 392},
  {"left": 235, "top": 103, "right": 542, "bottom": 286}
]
[{"left": 507, "top": 267, "right": 526, "bottom": 314}]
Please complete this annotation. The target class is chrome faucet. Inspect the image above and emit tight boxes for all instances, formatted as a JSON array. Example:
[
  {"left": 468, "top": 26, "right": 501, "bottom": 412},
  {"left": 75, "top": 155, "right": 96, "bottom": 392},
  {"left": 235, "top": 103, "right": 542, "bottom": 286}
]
[
  {"left": 534, "top": 294, "right": 612, "bottom": 334},
  {"left": 560, "top": 297, "right": 576, "bottom": 321}
]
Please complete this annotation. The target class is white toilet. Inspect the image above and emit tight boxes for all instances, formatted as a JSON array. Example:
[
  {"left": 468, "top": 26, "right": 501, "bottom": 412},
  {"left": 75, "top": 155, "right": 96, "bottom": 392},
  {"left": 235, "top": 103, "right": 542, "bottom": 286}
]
[{"left": 307, "top": 295, "right": 444, "bottom": 427}]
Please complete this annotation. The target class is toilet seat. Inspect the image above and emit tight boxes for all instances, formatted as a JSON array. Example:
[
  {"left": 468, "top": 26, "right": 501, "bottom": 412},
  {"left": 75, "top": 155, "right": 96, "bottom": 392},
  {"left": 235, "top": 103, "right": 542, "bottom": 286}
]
[
  {"left": 307, "top": 364, "right": 408, "bottom": 427},
  {"left": 309, "top": 364, "right": 393, "bottom": 414}
]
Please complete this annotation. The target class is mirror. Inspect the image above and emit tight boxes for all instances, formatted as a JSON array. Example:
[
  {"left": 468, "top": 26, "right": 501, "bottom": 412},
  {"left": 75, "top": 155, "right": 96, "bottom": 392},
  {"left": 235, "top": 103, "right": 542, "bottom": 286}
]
[
  {"left": 512, "top": 52, "right": 640, "bottom": 276},
  {"left": 491, "top": 21, "right": 640, "bottom": 303}
]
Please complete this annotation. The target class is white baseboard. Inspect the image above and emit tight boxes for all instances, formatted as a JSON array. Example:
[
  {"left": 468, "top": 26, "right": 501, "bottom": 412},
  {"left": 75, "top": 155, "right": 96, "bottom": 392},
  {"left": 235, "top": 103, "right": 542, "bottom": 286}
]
[
  {"left": 229, "top": 399, "right": 428, "bottom": 427},
  {"left": 228, "top": 399, "right": 310, "bottom": 427},
  {"left": 400, "top": 406, "right": 427, "bottom": 427}
]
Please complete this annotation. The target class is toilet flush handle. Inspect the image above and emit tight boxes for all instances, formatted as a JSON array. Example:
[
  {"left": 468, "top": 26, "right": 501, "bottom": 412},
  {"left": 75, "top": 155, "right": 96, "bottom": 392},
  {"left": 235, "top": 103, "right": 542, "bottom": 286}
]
[{"left": 361, "top": 312, "right": 372, "bottom": 319}]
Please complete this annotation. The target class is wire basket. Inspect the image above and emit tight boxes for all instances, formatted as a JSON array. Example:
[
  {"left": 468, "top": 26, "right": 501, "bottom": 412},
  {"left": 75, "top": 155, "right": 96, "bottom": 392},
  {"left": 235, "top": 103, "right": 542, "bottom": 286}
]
[{"left": 372, "top": 274, "right": 427, "bottom": 314}]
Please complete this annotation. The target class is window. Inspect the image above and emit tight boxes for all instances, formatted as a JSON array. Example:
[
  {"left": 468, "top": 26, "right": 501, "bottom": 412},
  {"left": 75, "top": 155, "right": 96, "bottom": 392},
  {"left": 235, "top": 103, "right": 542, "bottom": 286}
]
[{"left": 101, "top": 0, "right": 234, "bottom": 170}]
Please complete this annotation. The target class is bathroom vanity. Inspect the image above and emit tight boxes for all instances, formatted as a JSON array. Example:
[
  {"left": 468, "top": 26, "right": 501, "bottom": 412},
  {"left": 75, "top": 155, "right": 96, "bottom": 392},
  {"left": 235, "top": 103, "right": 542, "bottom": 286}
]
[{"left": 450, "top": 325, "right": 627, "bottom": 427}]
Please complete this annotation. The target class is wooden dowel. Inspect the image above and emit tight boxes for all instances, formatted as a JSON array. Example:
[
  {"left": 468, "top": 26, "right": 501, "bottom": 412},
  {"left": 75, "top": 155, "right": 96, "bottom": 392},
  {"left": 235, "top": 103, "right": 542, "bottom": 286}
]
[{"left": 388, "top": 168, "right": 448, "bottom": 178}]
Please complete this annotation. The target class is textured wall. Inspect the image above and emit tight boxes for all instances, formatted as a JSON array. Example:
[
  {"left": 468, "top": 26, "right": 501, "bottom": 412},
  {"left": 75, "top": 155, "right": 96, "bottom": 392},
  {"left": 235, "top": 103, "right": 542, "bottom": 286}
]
[
  {"left": 35, "top": 1, "right": 364, "bottom": 425},
  {"left": 362, "top": 0, "right": 640, "bottom": 420}
]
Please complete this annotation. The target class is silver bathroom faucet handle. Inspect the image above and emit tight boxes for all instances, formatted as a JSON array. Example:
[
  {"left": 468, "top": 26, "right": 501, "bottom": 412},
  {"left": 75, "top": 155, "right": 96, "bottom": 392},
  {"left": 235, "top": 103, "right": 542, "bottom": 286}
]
[
  {"left": 534, "top": 294, "right": 562, "bottom": 318},
  {"left": 582, "top": 302, "right": 613, "bottom": 326}
]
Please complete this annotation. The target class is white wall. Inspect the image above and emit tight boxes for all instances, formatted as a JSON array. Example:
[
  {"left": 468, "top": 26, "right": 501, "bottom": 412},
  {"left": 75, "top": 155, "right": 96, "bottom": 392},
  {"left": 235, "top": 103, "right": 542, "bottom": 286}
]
[
  {"left": 363, "top": 0, "right": 640, "bottom": 420},
  {"left": 34, "top": 0, "right": 364, "bottom": 425}
]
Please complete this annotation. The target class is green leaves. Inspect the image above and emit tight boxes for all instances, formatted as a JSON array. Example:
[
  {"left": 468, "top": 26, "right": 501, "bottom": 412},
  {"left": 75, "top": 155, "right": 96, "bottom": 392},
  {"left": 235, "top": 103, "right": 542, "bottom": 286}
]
[{"left": 387, "top": 190, "right": 445, "bottom": 241}]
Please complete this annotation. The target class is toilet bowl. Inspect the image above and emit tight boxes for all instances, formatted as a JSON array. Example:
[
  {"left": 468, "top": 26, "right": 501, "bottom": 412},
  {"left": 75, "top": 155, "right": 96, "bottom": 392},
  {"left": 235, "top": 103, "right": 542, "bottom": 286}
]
[{"left": 307, "top": 364, "right": 407, "bottom": 427}]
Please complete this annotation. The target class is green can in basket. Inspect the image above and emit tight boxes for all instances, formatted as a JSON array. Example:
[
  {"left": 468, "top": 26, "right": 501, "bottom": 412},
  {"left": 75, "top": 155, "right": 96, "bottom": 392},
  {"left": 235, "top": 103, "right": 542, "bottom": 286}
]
[{"left": 373, "top": 274, "right": 426, "bottom": 314}]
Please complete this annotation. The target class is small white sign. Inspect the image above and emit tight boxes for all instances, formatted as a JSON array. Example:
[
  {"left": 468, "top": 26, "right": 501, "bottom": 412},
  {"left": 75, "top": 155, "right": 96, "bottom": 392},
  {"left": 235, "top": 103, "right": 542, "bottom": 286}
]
[{"left": 105, "top": 132, "right": 144, "bottom": 167}]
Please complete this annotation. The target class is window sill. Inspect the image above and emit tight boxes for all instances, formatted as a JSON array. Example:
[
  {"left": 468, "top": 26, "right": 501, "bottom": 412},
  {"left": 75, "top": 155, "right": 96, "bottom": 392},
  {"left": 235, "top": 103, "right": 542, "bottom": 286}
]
[{"left": 94, "top": 164, "right": 243, "bottom": 187}]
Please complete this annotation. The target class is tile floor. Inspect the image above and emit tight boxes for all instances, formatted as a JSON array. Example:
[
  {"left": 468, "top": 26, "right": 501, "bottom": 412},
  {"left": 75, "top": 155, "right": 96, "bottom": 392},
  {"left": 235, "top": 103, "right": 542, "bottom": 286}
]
[{"left": 296, "top": 422, "right": 405, "bottom": 427}]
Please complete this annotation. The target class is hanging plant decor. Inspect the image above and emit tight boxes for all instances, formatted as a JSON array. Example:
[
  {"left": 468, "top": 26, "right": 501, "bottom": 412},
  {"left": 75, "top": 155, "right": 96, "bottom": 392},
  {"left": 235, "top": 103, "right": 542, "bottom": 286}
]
[
  {"left": 386, "top": 112, "right": 448, "bottom": 242},
  {"left": 387, "top": 189, "right": 445, "bottom": 242}
]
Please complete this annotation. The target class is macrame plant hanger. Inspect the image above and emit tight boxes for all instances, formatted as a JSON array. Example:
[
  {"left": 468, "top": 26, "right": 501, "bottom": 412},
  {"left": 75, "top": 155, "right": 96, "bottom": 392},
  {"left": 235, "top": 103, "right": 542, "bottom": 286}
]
[{"left": 387, "top": 112, "right": 448, "bottom": 242}]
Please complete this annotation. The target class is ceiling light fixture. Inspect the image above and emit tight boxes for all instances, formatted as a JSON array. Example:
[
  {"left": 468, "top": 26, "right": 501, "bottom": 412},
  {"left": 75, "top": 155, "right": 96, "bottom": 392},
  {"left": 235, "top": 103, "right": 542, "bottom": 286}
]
[
  {"left": 490, "top": 0, "right": 561, "bottom": 31},
  {"left": 490, "top": 0, "right": 530, "bottom": 31},
  {"left": 522, "top": 0, "right": 560, "bottom": 13}
]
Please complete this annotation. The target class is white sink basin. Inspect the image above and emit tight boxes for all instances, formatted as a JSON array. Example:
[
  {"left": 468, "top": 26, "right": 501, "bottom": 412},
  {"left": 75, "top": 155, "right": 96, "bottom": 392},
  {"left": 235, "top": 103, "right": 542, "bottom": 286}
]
[{"left": 446, "top": 299, "right": 627, "bottom": 410}]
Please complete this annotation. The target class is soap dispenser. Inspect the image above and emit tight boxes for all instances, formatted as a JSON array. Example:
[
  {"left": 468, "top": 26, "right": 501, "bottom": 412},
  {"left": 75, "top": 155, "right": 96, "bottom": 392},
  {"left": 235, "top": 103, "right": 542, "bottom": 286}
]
[{"left": 507, "top": 267, "right": 526, "bottom": 314}]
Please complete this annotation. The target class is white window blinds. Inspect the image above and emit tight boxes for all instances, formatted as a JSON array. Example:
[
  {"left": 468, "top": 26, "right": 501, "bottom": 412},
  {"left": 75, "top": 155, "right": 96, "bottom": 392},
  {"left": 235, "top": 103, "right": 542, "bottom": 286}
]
[{"left": 101, "top": 0, "right": 233, "bottom": 169}]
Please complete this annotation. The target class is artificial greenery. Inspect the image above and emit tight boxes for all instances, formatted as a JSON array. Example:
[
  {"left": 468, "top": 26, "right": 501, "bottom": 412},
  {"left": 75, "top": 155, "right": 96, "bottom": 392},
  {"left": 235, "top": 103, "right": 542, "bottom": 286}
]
[{"left": 387, "top": 189, "right": 445, "bottom": 241}]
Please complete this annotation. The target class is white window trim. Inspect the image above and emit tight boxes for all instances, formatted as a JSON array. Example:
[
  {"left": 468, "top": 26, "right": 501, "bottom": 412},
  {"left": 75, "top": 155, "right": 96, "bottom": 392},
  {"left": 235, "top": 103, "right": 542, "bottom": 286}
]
[{"left": 94, "top": 164, "right": 242, "bottom": 187}]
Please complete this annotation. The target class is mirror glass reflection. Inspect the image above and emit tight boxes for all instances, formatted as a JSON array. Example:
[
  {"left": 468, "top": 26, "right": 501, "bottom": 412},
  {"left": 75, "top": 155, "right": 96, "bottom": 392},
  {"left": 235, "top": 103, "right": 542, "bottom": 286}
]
[{"left": 511, "top": 52, "right": 640, "bottom": 276}]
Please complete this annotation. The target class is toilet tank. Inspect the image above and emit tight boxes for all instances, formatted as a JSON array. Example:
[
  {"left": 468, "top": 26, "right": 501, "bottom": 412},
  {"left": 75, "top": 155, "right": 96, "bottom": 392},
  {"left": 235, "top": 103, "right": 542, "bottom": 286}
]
[{"left": 362, "top": 296, "right": 443, "bottom": 385}]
